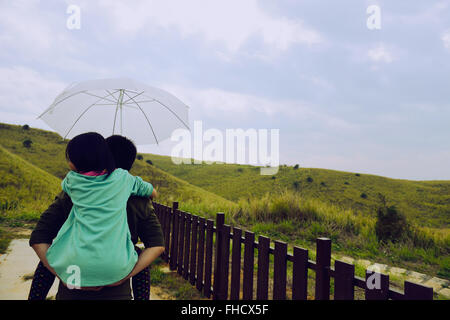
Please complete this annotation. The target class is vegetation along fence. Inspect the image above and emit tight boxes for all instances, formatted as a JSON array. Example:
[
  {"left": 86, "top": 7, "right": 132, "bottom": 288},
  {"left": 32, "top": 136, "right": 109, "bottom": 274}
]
[{"left": 153, "top": 201, "right": 434, "bottom": 300}]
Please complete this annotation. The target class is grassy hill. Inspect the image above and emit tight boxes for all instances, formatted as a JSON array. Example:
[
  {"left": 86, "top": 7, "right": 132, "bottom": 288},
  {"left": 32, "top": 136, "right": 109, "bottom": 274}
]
[
  {"left": 0, "top": 145, "right": 61, "bottom": 222},
  {"left": 143, "top": 153, "right": 450, "bottom": 229}
]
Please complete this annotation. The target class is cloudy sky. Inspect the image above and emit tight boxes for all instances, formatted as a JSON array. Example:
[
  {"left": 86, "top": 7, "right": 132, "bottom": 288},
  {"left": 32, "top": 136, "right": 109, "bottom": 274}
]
[{"left": 1, "top": 0, "right": 450, "bottom": 180}]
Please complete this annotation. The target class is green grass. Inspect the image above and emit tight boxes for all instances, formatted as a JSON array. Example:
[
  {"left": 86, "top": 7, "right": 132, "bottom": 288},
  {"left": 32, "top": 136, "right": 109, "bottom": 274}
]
[
  {"left": 150, "top": 258, "right": 205, "bottom": 300},
  {"left": 0, "top": 144, "right": 61, "bottom": 223}
]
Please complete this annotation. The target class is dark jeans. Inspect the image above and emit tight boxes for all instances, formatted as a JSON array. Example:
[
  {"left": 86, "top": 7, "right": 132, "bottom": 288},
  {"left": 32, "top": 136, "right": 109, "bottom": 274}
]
[{"left": 56, "top": 279, "right": 132, "bottom": 300}]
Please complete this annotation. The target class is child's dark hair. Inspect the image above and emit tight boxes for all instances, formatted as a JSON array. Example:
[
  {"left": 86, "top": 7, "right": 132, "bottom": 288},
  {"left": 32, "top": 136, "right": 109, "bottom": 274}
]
[
  {"left": 65, "top": 132, "right": 115, "bottom": 174},
  {"left": 105, "top": 135, "right": 137, "bottom": 171}
]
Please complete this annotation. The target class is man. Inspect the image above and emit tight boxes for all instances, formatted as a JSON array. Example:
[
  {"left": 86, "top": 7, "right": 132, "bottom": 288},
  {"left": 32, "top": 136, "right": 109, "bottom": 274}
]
[{"left": 29, "top": 135, "right": 164, "bottom": 300}]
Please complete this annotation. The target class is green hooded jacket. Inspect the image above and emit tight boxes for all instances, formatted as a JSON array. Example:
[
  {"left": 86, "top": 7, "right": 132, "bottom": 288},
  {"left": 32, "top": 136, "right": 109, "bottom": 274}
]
[{"left": 46, "top": 168, "right": 153, "bottom": 287}]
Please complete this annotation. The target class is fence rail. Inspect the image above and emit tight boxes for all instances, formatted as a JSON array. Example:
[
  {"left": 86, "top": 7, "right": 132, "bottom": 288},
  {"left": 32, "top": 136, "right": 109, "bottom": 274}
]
[{"left": 153, "top": 201, "right": 434, "bottom": 300}]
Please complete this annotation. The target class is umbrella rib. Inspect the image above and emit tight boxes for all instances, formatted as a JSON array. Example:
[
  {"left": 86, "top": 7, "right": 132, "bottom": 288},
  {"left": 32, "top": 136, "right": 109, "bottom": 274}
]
[
  {"left": 63, "top": 89, "right": 120, "bottom": 139},
  {"left": 152, "top": 98, "right": 190, "bottom": 130},
  {"left": 83, "top": 92, "right": 117, "bottom": 103},
  {"left": 122, "top": 91, "right": 145, "bottom": 104},
  {"left": 38, "top": 90, "right": 88, "bottom": 119},
  {"left": 123, "top": 91, "right": 159, "bottom": 145}
]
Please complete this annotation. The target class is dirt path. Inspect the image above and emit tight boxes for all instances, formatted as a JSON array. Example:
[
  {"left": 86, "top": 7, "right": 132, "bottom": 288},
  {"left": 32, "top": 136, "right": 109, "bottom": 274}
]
[{"left": 0, "top": 239, "right": 164, "bottom": 300}]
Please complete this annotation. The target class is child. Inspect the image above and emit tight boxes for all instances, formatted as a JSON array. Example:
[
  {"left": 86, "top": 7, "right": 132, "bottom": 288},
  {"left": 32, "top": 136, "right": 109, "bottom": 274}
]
[
  {"left": 29, "top": 135, "right": 163, "bottom": 299},
  {"left": 44, "top": 132, "right": 154, "bottom": 289}
]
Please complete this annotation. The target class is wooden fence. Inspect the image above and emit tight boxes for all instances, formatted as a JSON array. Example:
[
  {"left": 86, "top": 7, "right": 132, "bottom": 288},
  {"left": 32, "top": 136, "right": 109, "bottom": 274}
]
[{"left": 153, "top": 201, "right": 434, "bottom": 300}]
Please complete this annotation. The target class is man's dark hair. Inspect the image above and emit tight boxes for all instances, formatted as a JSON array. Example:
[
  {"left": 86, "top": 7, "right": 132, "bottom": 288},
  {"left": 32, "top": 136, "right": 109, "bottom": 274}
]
[
  {"left": 65, "top": 132, "right": 116, "bottom": 174},
  {"left": 105, "top": 135, "right": 137, "bottom": 171}
]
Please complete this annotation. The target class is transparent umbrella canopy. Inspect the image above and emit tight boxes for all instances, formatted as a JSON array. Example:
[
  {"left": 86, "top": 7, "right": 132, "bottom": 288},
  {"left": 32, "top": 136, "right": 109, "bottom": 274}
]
[{"left": 38, "top": 78, "right": 189, "bottom": 145}]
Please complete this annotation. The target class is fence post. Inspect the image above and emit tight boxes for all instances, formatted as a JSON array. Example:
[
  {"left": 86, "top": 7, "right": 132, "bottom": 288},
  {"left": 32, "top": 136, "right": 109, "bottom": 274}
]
[
  {"left": 213, "top": 212, "right": 225, "bottom": 300},
  {"left": 220, "top": 224, "right": 231, "bottom": 300},
  {"left": 273, "top": 240, "right": 287, "bottom": 300},
  {"left": 169, "top": 202, "right": 179, "bottom": 270},
  {"left": 292, "top": 246, "right": 308, "bottom": 300},
  {"left": 183, "top": 213, "right": 192, "bottom": 280},
  {"left": 365, "top": 270, "right": 389, "bottom": 300},
  {"left": 163, "top": 206, "right": 171, "bottom": 262},
  {"left": 177, "top": 211, "right": 185, "bottom": 275},
  {"left": 230, "top": 227, "right": 242, "bottom": 300},
  {"left": 204, "top": 219, "right": 214, "bottom": 298},
  {"left": 189, "top": 215, "right": 198, "bottom": 285},
  {"left": 315, "top": 237, "right": 331, "bottom": 300},
  {"left": 404, "top": 281, "right": 433, "bottom": 300},
  {"left": 334, "top": 260, "right": 355, "bottom": 300},
  {"left": 243, "top": 231, "right": 255, "bottom": 300},
  {"left": 256, "top": 236, "right": 270, "bottom": 300},
  {"left": 196, "top": 217, "right": 206, "bottom": 292}
]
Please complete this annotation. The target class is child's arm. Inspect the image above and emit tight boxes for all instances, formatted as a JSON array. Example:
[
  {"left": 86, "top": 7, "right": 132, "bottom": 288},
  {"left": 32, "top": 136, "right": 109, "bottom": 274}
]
[{"left": 127, "top": 173, "right": 154, "bottom": 198}]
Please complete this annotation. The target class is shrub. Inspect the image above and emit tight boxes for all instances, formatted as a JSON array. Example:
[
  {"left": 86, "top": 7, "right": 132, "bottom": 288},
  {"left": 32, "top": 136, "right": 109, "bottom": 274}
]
[
  {"left": 237, "top": 168, "right": 243, "bottom": 173},
  {"left": 146, "top": 159, "right": 153, "bottom": 165},
  {"left": 360, "top": 193, "right": 367, "bottom": 199},
  {"left": 293, "top": 164, "right": 299, "bottom": 169},
  {"left": 344, "top": 181, "right": 350, "bottom": 185},
  {"left": 355, "top": 173, "right": 360, "bottom": 177},
  {"left": 375, "top": 204, "right": 408, "bottom": 243},
  {"left": 22, "top": 124, "right": 30, "bottom": 130},
  {"left": 136, "top": 154, "right": 143, "bottom": 160},
  {"left": 271, "top": 176, "right": 276, "bottom": 179},
  {"left": 22, "top": 139, "right": 32, "bottom": 148},
  {"left": 293, "top": 181, "right": 300, "bottom": 190},
  {"left": 320, "top": 182, "right": 326, "bottom": 186},
  {"left": 306, "top": 177, "right": 313, "bottom": 183}
]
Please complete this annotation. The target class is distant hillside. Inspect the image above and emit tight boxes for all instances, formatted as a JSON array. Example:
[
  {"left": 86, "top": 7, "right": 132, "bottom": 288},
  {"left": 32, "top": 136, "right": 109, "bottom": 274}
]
[
  {"left": 0, "top": 145, "right": 61, "bottom": 220},
  {"left": 143, "top": 154, "right": 450, "bottom": 229},
  {"left": 0, "top": 123, "right": 234, "bottom": 217}
]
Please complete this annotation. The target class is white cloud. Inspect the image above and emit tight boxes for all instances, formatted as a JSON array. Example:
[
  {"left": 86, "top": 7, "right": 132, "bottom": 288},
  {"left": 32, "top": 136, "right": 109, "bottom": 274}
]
[
  {"left": 0, "top": 66, "right": 66, "bottom": 127},
  {"left": 367, "top": 44, "right": 394, "bottom": 63},
  {"left": 442, "top": 30, "right": 450, "bottom": 50},
  {"left": 94, "top": 0, "right": 322, "bottom": 54}
]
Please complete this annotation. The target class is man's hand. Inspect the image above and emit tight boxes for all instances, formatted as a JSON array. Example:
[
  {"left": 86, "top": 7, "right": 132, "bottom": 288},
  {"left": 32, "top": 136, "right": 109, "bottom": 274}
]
[{"left": 31, "top": 243, "right": 58, "bottom": 277}]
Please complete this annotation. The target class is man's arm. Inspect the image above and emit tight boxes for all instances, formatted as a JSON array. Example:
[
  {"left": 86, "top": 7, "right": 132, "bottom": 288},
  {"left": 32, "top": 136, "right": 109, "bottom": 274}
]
[
  {"left": 135, "top": 198, "right": 165, "bottom": 249},
  {"left": 29, "top": 191, "right": 72, "bottom": 246},
  {"left": 31, "top": 243, "right": 58, "bottom": 277}
]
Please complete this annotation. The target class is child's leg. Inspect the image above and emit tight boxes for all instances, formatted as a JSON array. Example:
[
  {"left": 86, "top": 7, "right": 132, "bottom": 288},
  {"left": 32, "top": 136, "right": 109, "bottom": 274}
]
[
  {"left": 28, "top": 261, "right": 56, "bottom": 300},
  {"left": 132, "top": 246, "right": 151, "bottom": 300}
]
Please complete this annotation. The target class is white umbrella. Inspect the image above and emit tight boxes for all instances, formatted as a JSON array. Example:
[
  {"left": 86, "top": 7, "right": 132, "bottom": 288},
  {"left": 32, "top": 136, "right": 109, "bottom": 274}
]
[{"left": 38, "top": 78, "right": 189, "bottom": 145}]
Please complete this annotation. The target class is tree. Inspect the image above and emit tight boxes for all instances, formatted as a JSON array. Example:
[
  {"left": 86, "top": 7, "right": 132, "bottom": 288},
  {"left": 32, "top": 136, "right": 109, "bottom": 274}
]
[
  {"left": 293, "top": 164, "right": 299, "bottom": 169},
  {"left": 22, "top": 124, "right": 30, "bottom": 130},
  {"left": 22, "top": 139, "right": 32, "bottom": 148},
  {"left": 375, "top": 202, "right": 407, "bottom": 243}
]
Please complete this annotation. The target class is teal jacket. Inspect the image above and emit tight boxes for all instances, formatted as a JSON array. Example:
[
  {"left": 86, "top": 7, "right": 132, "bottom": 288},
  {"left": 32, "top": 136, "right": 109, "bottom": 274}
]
[{"left": 46, "top": 168, "right": 153, "bottom": 287}]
